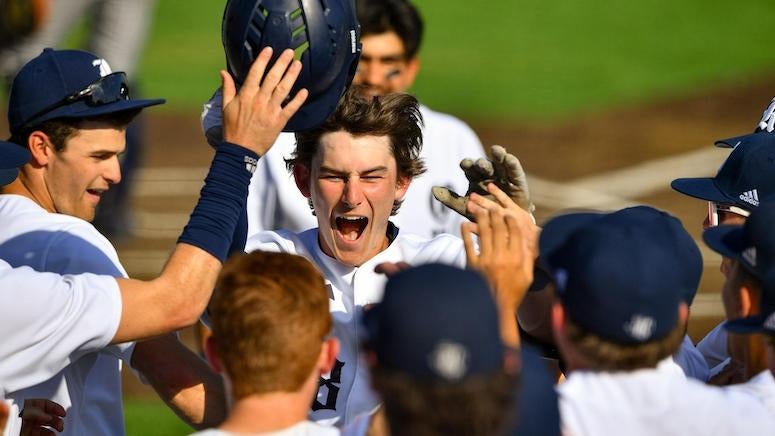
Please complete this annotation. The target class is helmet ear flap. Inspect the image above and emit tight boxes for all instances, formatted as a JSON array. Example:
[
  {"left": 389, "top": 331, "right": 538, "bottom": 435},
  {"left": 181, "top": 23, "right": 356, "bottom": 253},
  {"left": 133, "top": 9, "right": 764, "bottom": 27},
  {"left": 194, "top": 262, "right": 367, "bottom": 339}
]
[{"left": 222, "top": 0, "right": 362, "bottom": 132}]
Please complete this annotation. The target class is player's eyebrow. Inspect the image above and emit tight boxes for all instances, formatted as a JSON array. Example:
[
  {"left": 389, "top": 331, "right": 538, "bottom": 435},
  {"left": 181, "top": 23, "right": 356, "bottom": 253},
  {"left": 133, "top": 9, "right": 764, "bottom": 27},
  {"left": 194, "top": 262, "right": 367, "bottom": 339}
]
[
  {"left": 359, "top": 166, "right": 388, "bottom": 175},
  {"left": 360, "top": 53, "right": 406, "bottom": 63},
  {"left": 318, "top": 166, "right": 388, "bottom": 176}
]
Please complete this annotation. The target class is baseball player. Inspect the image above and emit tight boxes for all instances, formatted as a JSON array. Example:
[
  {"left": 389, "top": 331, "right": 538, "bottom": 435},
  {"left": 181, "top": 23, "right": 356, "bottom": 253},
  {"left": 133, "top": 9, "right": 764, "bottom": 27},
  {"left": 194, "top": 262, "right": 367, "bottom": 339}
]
[
  {"left": 703, "top": 201, "right": 775, "bottom": 384},
  {"left": 671, "top": 98, "right": 775, "bottom": 380},
  {"left": 236, "top": 85, "right": 534, "bottom": 426},
  {"left": 192, "top": 251, "right": 341, "bottom": 436},
  {"left": 540, "top": 206, "right": 775, "bottom": 435},
  {"left": 0, "top": 46, "right": 307, "bottom": 434},
  {"left": 362, "top": 264, "right": 520, "bottom": 436},
  {"left": 203, "top": 0, "right": 485, "bottom": 239},
  {"left": 703, "top": 200, "right": 775, "bottom": 416}
]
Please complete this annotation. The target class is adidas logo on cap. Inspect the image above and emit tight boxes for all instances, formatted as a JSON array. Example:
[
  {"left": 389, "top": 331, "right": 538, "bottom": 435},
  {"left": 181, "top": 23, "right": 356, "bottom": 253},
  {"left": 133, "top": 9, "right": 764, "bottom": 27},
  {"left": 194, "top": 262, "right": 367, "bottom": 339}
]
[{"left": 739, "top": 189, "right": 760, "bottom": 207}]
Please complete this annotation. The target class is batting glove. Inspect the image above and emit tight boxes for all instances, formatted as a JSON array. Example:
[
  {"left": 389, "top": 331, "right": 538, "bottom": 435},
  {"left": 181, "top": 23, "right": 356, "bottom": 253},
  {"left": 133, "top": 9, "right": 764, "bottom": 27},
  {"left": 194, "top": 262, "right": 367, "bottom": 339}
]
[
  {"left": 201, "top": 88, "right": 225, "bottom": 147},
  {"left": 432, "top": 145, "right": 535, "bottom": 221}
]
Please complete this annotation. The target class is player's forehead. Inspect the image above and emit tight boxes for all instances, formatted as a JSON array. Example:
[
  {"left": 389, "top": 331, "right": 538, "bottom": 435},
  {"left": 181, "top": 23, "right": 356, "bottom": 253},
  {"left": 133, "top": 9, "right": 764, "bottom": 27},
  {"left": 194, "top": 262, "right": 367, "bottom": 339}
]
[
  {"left": 59, "top": 121, "right": 126, "bottom": 154},
  {"left": 360, "top": 31, "right": 407, "bottom": 60},
  {"left": 313, "top": 131, "right": 395, "bottom": 171}
]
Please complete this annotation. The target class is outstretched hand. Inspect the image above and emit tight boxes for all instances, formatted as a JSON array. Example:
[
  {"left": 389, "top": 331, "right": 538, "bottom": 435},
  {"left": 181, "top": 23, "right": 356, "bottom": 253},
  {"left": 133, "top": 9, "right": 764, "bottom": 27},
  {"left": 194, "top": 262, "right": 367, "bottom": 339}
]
[
  {"left": 433, "top": 145, "right": 534, "bottom": 221},
  {"left": 462, "top": 183, "right": 539, "bottom": 347},
  {"left": 217, "top": 47, "right": 308, "bottom": 156}
]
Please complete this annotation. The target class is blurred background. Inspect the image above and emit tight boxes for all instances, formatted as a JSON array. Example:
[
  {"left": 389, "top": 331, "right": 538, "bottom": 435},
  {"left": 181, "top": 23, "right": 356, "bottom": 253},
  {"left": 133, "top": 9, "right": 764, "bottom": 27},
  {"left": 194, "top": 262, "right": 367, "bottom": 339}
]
[{"left": 2, "top": 0, "right": 775, "bottom": 434}]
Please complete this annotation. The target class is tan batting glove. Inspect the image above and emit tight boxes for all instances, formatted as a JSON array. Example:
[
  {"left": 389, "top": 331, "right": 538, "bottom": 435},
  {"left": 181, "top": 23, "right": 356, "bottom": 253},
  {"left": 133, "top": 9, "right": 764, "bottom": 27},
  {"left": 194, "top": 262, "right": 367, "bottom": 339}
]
[{"left": 433, "top": 145, "right": 535, "bottom": 222}]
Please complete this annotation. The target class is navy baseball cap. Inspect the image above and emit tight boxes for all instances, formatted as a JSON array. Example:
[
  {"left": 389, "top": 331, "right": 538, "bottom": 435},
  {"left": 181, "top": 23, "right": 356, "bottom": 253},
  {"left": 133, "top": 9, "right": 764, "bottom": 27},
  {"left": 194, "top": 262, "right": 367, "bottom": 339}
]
[
  {"left": 0, "top": 140, "right": 30, "bottom": 186},
  {"left": 8, "top": 48, "right": 165, "bottom": 135},
  {"left": 703, "top": 201, "right": 775, "bottom": 285},
  {"left": 710, "top": 200, "right": 775, "bottom": 335},
  {"left": 671, "top": 131, "right": 775, "bottom": 211},
  {"left": 362, "top": 263, "right": 504, "bottom": 381},
  {"left": 540, "top": 206, "right": 699, "bottom": 344}
]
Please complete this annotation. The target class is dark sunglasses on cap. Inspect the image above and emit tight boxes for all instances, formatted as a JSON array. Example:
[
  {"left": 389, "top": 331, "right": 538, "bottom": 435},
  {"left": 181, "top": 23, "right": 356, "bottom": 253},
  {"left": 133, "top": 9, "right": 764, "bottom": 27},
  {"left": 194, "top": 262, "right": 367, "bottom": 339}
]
[{"left": 22, "top": 72, "right": 130, "bottom": 128}]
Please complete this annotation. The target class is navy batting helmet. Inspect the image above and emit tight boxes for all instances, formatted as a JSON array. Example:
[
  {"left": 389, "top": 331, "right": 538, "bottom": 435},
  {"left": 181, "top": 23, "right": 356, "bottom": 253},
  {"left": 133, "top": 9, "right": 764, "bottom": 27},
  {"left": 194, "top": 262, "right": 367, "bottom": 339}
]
[{"left": 222, "top": 0, "right": 361, "bottom": 132}]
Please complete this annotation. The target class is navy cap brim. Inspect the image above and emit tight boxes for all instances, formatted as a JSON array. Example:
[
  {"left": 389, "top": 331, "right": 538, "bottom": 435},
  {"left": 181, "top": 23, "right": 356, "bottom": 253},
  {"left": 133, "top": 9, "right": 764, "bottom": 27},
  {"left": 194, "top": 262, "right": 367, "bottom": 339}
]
[
  {"left": 670, "top": 177, "right": 733, "bottom": 203},
  {"left": 0, "top": 141, "right": 31, "bottom": 185},
  {"left": 26, "top": 98, "right": 165, "bottom": 130},
  {"left": 0, "top": 168, "right": 20, "bottom": 186},
  {"left": 724, "top": 315, "right": 772, "bottom": 334},
  {"left": 714, "top": 134, "right": 751, "bottom": 149},
  {"left": 702, "top": 224, "right": 745, "bottom": 260}
]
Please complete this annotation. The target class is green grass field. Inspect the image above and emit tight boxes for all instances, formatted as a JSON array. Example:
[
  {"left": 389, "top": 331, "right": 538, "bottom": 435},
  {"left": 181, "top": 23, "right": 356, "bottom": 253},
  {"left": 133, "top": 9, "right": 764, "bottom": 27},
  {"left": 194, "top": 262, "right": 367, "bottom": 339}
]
[
  {"left": 124, "top": 398, "right": 191, "bottom": 436},
  {"left": 133, "top": 0, "right": 775, "bottom": 120}
]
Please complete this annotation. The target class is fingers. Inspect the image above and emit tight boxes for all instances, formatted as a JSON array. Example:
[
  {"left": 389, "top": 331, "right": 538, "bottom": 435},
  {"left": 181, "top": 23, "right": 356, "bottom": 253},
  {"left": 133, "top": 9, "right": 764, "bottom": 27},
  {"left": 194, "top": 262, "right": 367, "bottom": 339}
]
[
  {"left": 220, "top": 70, "right": 236, "bottom": 110},
  {"left": 485, "top": 183, "right": 522, "bottom": 211},
  {"left": 20, "top": 399, "right": 66, "bottom": 434},
  {"left": 461, "top": 221, "right": 479, "bottom": 267},
  {"left": 259, "top": 49, "right": 294, "bottom": 100},
  {"left": 374, "top": 261, "right": 412, "bottom": 277},
  {"left": 264, "top": 50, "right": 300, "bottom": 105},
  {"left": 469, "top": 200, "right": 492, "bottom": 259},
  {"left": 280, "top": 88, "right": 309, "bottom": 120},
  {"left": 473, "top": 158, "right": 494, "bottom": 179},
  {"left": 241, "top": 46, "right": 273, "bottom": 95},
  {"left": 432, "top": 186, "right": 471, "bottom": 220}
]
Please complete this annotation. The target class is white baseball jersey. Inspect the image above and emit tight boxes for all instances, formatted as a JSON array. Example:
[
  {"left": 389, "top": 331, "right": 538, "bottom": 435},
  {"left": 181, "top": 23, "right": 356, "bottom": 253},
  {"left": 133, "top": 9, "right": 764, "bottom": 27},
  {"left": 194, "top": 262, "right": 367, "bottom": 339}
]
[
  {"left": 190, "top": 420, "right": 340, "bottom": 436},
  {"left": 245, "top": 225, "right": 465, "bottom": 425},
  {"left": 673, "top": 334, "right": 711, "bottom": 381},
  {"left": 245, "top": 104, "right": 485, "bottom": 238},
  {"left": 0, "top": 260, "right": 121, "bottom": 399},
  {"left": 0, "top": 194, "right": 132, "bottom": 436},
  {"left": 558, "top": 358, "right": 775, "bottom": 436},
  {"left": 724, "top": 370, "right": 775, "bottom": 418}
]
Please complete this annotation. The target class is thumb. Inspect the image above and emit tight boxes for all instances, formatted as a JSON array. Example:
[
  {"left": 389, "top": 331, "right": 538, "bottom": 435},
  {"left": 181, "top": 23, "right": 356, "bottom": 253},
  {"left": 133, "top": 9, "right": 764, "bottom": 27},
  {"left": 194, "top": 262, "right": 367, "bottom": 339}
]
[
  {"left": 220, "top": 70, "right": 236, "bottom": 108},
  {"left": 432, "top": 186, "right": 472, "bottom": 220}
]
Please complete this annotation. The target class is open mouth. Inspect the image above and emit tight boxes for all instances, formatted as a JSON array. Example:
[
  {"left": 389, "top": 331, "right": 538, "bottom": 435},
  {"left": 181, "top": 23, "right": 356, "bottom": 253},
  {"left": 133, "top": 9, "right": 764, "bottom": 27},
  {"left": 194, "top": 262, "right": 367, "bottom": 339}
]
[
  {"left": 336, "top": 216, "right": 368, "bottom": 241},
  {"left": 86, "top": 189, "right": 105, "bottom": 199}
]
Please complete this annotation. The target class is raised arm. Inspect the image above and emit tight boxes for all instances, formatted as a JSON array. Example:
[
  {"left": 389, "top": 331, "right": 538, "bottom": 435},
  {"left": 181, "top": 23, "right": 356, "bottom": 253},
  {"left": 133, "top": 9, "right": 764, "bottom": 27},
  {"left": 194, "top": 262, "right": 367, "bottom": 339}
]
[{"left": 112, "top": 47, "right": 307, "bottom": 344}]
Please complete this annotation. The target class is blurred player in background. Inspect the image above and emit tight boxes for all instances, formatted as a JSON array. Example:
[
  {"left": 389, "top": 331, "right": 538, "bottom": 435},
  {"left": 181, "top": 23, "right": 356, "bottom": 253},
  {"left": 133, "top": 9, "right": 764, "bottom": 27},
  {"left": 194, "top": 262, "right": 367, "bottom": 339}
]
[
  {"left": 703, "top": 200, "right": 775, "bottom": 389},
  {"left": 0, "top": 0, "right": 158, "bottom": 239}
]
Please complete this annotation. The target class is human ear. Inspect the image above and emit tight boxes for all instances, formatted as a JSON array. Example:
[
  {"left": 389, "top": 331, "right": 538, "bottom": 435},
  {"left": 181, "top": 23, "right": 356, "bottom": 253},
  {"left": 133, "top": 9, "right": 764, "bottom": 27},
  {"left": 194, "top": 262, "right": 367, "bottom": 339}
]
[
  {"left": 320, "top": 338, "right": 340, "bottom": 374},
  {"left": 27, "top": 131, "right": 54, "bottom": 166},
  {"left": 293, "top": 164, "right": 312, "bottom": 198},
  {"left": 394, "top": 176, "right": 411, "bottom": 202}
]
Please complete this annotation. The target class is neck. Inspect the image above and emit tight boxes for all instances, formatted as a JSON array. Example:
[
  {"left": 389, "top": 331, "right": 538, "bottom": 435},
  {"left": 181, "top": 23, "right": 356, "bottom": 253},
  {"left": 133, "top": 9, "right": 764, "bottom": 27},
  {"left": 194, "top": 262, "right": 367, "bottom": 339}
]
[
  {"left": 1, "top": 172, "right": 55, "bottom": 213},
  {"left": 743, "top": 334, "right": 769, "bottom": 381},
  {"left": 219, "top": 371, "right": 319, "bottom": 433}
]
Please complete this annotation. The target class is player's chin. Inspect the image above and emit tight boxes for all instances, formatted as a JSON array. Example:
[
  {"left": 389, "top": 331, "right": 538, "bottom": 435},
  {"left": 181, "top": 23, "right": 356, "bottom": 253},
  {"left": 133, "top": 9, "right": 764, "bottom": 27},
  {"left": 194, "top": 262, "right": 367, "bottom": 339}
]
[{"left": 331, "top": 234, "right": 372, "bottom": 266}]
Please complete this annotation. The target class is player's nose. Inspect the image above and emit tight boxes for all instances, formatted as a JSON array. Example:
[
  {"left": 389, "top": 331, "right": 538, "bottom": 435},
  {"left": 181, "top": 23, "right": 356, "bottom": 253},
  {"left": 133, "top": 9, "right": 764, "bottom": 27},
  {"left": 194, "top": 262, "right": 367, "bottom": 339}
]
[
  {"left": 341, "top": 179, "right": 363, "bottom": 207},
  {"left": 104, "top": 156, "right": 122, "bottom": 185}
]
